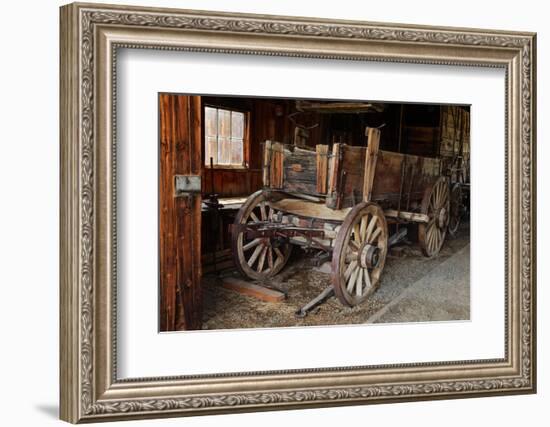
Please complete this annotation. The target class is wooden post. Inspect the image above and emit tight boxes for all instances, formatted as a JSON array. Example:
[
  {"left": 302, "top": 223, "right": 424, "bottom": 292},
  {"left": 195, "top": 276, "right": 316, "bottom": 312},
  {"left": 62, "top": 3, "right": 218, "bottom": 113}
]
[
  {"left": 326, "top": 143, "right": 341, "bottom": 209},
  {"left": 363, "top": 127, "right": 381, "bottom": 202},
  {"left": 316, "top": 144, "right": 329, "bottom": 194},
  {"left": 270, "top": 142, "right": 284, "bottom": 189},
  {"left": 262, "top": 140, "right": 272, "bottom": 187}
]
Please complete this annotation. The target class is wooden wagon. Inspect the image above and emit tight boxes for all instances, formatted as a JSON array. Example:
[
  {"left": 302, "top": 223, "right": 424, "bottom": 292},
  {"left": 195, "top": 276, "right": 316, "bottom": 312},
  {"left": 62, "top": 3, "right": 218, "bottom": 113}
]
[{"left": 231, "top": 128, "right": 451, "bottom": 307}]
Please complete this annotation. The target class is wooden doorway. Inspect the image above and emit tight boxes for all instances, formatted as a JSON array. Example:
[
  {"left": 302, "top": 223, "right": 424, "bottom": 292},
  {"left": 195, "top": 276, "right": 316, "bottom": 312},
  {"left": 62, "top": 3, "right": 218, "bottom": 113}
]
[{"left": 158, "top": 94, "right": 202, "bottom": 331}]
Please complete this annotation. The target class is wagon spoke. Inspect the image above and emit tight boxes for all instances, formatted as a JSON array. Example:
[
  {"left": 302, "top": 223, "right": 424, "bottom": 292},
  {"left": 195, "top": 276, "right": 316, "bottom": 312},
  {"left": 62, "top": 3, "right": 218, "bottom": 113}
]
[
  {"left": 364, "top": 267, "right": 372, "bottom": 290},
  {"left": 267, "top": 246, "right": 274, "bottom": 271},
  {"left": 365, "top": 215, "right": 377, "bottom": 242},
  {"left": 369, "top": 227, "right": 382, "bottom": 244},
  {"left": 344, "top": 260, "right": 358, "bottom": 281},
  {"left": 274, "top": 246, "right": 284, "bottom": 261},
  {"left": 433, "top": 229, "right": 441, "bottom": 252},
  {"left": 346, "top": 250, "right": 358, "bottom": 262},
  {"left": 359, "top": 216, "right": 368, "bottom": 241},
  {"left": 428, "top": 228, "right": 435, "bottom": 252},
  {"left": 353, "top": 223, "right": 361, "bottom": 243},
  {"left": 259, "top": 202, "right": 267, "bottom": 221},
  {"left": 427, "top": 222, "right": 437, "bottom": 249},
  {"left": 268, "top": 206, "right": 275, "bottom": 221},
  {"left": 247, "top": 244, "right": 263, "bottom": 267},
  {"left": 243, "top": 238, "right": 262, "bottom": 251},
  {"left": 435, "top": 184, "right": 442, "bottom": 208},
  {"left": 249, "top": 211, "right": 260, "bottom": 223},
  {"left": 438, "top": 182, "right": 445, "bottom": 207},
  {"left": 347, "top": 266, "right": 360, "bottom": 292},
  {"left": 256, "top": 246, "right": 268, "bottom": 272},
  {"left": 356, "top": 268, "right": 364, "bottom": 297},
  {"left": 349, "top": 239, "right": 360, "bottom": 252}
]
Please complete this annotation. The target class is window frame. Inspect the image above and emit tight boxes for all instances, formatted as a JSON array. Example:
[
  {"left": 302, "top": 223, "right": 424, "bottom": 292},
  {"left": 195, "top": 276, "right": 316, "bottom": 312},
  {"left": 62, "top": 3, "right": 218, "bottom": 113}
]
[{"left": 203, "top": 104, "right": 250, "bottom": 170}]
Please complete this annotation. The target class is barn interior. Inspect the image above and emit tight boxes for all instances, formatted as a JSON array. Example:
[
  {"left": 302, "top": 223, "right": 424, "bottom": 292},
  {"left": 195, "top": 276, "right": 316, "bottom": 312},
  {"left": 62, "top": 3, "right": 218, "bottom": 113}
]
[{"left": 159, "top": 94, "right": 470, "bottom": 332}]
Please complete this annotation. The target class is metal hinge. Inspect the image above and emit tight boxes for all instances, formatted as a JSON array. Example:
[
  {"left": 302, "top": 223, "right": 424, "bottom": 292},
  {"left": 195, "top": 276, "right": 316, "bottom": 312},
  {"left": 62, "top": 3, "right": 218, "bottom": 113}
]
[{"left": 175, "top": 175, "right": 201, "bottom": 197}]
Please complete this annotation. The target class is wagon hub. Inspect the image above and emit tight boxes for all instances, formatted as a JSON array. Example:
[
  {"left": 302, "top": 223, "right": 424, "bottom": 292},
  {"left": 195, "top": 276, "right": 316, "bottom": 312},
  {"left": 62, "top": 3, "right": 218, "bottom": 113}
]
[
  {"left": 359, "top": 243, "right": 380, "bottom": 269},
  {"left": 436, "top": 207, "right": 448, "bottom": 228}
]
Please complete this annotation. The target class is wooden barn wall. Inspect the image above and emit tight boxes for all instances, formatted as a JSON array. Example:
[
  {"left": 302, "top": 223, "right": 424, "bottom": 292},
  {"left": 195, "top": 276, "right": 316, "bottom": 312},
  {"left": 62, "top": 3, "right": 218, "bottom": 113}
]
[{"left": 439, "top": 105, "right": 470, "bottom": 158}]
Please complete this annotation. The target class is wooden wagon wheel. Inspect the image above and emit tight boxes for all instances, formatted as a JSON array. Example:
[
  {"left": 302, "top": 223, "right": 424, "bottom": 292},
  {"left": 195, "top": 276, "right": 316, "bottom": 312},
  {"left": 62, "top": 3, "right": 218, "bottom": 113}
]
[
  {"left": 448, "top": 183, "right": 463, "bottom": 237},
  {"left": 231, "top": 190, "right": 292, "bottom": 281},
  {"left": 418, "top": 177, "right": 450, "bottom": 257},
  {"left": 331, "top": 202, "right": 388, "bottom": 307}
]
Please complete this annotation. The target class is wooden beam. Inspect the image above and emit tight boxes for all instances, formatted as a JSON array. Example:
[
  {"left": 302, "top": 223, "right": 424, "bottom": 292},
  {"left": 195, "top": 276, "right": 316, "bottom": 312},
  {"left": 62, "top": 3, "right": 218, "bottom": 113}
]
[
  {"left": 384, "top": 209, "right": 429, "bottom": 223},
  {"left": 221, "top": 277, "right": 285, "bottom": 303},
  {"left": 271, "top": 198, "right": 351, "bottom": 221}
]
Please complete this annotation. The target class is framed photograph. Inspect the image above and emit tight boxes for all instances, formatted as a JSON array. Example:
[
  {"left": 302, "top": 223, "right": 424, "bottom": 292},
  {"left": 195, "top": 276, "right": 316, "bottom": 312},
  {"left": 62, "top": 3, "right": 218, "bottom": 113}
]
[{"left": 60, "top": 2, "right": 536, "bottom": 423}]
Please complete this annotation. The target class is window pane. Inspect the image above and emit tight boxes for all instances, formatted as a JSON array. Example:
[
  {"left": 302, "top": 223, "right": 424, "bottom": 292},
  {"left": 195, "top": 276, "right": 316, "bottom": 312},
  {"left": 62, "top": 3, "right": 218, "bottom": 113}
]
[
  {"left": 217, "top": 109, "right": 231, "bottom": 164},
  {"left": 205, "top": 136, "right": 217, "bottom": 166},
  {"left": 218, "top": 109, "right": 231, "bottom": 137},
  {"left": 217, "top": 137, "right": 231, "bottom": 164},
  {"left": 205, "top": 107, "right": 217, "bottom": 137},
  {"left": 231, "top": 137, "right": 243, "bottom": 165},
  {"left": 231, "top": 112, "right": 244, "bottom": 139}
]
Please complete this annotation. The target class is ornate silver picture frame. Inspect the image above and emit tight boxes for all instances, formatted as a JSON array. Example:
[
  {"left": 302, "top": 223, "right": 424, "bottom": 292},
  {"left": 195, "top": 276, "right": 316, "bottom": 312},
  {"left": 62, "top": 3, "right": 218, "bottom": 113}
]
[{"left": 60, "top": 2, "right": 536, "bottom": 423}]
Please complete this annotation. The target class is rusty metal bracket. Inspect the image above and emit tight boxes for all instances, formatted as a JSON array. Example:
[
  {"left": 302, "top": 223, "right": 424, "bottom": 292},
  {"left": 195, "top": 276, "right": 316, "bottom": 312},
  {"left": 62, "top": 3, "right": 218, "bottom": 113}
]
[{"left": 175, "top": 174, "right": 201, "bottom": 196}]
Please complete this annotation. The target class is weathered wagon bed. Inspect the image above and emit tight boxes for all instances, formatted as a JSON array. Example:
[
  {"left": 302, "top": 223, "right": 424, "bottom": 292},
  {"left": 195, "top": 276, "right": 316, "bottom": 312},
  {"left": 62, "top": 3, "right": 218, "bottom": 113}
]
[{"left": 231, "top": 128, "right": 451, "bottom": 308}]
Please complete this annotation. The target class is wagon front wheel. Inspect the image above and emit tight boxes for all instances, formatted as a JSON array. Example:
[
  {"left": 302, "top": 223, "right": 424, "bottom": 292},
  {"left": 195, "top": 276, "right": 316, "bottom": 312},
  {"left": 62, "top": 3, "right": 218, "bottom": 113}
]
[
  {"left": 332, "top": 202, "right": 388, "bottom": 307},
  {"left": 231, "top": 190, "right": 292, "bottom": 281}
]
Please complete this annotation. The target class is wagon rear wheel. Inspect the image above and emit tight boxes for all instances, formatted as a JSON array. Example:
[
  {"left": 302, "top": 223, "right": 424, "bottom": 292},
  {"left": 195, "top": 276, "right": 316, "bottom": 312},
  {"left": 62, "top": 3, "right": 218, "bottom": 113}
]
[
  {"left": 448, "top": 183, "right": 462, "bottom": 237},
  {"left": 231, "top": 190, "right": 292, "bottom": 281},
  {"left": 418, "top": 177, "right": 450, "bottom": 257},
  {"left": 332, "top": 202, "right": 388, "bottom": 307}
]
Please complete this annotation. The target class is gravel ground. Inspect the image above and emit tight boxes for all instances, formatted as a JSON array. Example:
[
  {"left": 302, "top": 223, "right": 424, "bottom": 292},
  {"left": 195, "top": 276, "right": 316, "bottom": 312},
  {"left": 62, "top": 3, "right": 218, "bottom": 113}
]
[{"left": 201, "top": 223, "right": 470, "bottom": 330}]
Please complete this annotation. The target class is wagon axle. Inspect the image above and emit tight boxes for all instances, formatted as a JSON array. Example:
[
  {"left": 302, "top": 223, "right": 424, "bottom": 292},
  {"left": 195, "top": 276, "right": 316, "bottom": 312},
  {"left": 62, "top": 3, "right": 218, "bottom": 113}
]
[
  {"left": 437, "top": 207, "right": 448, "bottom": 229},
  {"left": 359, "top": 243, "right": 381, "bottom": 269}
]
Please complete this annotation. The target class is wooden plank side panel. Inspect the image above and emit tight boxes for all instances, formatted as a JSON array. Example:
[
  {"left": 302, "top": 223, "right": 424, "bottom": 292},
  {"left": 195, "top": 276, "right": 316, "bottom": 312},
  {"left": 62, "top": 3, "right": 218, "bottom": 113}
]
[
  {"left": 370, "top": 150, "right": 441, "bottom": 209},
  {"left": 282, "top": 147, "right": 317, "bottom": 194},
  {"left": 339, "top": 145, "right": 366, "bottom": 207},
  {"left": 159, "top": 94, "right": 202, "bottom": 331}
]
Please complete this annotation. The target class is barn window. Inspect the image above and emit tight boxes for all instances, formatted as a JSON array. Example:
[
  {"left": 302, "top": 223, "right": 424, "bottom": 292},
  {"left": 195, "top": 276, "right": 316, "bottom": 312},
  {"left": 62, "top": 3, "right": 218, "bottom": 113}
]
[{"left": 204, "top": 106, "right": 247, "bottom": 167}]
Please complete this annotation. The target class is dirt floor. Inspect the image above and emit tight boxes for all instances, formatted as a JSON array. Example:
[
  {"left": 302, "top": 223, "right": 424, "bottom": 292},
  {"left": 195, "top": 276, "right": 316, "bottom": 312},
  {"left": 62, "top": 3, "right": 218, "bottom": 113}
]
[{"left": 201, "top": 223, "right": 470, "bottom": 330}]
